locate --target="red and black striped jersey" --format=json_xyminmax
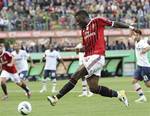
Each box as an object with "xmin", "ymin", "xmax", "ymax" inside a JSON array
[{"xmin": 81, "ymin": 17, "xmax": 112, "ymax": 57}]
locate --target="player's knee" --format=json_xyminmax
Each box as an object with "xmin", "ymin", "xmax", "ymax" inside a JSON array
[
  {"xmin": 0, "ymin": 79, "xmax": 6, "ymax": 85},
  {"xmin": 132, "ymin": 79, "xmax": 138, "ymax": 84},
  {"xmin": 145, "ymin": 83, "xmax": 150, "ymax": 88},
  {"xmin": 71, "ymin": 73, "xmax": 81, "ymax": 81}
]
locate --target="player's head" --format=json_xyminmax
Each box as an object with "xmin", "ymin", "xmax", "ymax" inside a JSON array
[
  {"xmin": 132, "ymin": 30, "xmax": 142, "ymax": 41},
  {"xmin": 75, "ymin": 10, "xmax": 90, "ymax": 29},
  {"xmin": 13, "ymin": 43, "xmax": 21, "ymax": 51}
]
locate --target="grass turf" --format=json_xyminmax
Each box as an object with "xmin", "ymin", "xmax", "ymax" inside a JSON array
[{"xmin": 0, "ymin": 77, "xmax": 150, "ymax": 116}]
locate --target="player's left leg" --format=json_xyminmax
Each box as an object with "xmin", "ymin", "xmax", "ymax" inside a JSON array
[
  {"xmin": 47, "ymin": 65, "xmax": 88, "ymax": 106},
  {"xmin": 50, "ymin": 70, "xmax": 57, "ymax": 93},
  {"xmin": 0, "ymin": 77, "xmax": 8, "ymax": 100},
  {"xmin": 78, "ymin": 76, "xmax": 88, "ymax": 97},
  {"xmin": 12, "ymin": 73, "xmax": 31, "ymax": 99},
  {"xmin": 40, "ymin": 70, "xmax": 50, "ymax": 93},
  {"xmin": 87, "ymin": 75, "xmax": 128, "ymax": 106}
]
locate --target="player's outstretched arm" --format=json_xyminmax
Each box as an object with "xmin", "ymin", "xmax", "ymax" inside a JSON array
[{"xmin": 113, "ymin": 21, "xmax": 135, "ymax": 29}]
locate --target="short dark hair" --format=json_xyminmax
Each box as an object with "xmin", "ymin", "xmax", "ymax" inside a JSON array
[
  {"xmin": 75, "ymin": 10, "xmax": 89, "ymax": 18},
  {"xmin": 134, "ymin": 29, "xmax": 142, "ymax": 35}
]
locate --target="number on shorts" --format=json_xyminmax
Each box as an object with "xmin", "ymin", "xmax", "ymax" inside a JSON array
[{"xmin": 143, "ymin": 75, "xmax": 148, "ymax": 81}]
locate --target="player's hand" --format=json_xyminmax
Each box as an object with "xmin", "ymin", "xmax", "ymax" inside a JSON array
[
  {"xmin": 30, "ymin": 63, "xmax": 35, "ymax": 67},
  {"xmin": 7, "ymin": 63, "xmax": 13, "ymax": 66},
  {"xmin": 75, "ymin": 48, "xmax": 80, "ymax": 54}
]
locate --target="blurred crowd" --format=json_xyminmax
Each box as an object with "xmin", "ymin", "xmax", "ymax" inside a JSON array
[
  {"xmin": 0, "ymin": 0, "xmax": 149, "ymax": 31},
  {"xmin": 4, "ymin": 39, "xmax": 134, "ymax": 53}
]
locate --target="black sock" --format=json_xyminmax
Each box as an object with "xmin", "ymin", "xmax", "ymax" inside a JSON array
[
  {"xmin": 1, "ymin": 83, "xmax": 8, "ymax": 95},
  {"xmin": 21, "ymin": 83, "xmax": 29, "ymax": 93},
  {"xmin": 90, "ymin": 86, "xmax": 118, "ymax": 97},
  {"xmin": 99, "ymin": 86, "xmax": 118, "ymax": 97},
  {"xmin": 56, "ymin": 78, "xmax": 77, "ymax": 99}
]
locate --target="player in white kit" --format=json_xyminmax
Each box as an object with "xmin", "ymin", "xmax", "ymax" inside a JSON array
[
  {"xmin": 11, "ymin": 43, "xmax": 34, "ymax": 81},
  {"xmin": 40, "ymin": 44, "xmax": 67, "ymax": 93},
  {"xmin": 131, "ymin": 30, "xmax": 150, "ymax": 103}
]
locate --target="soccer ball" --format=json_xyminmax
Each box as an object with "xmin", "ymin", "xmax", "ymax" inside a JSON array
[{"xmin": 17, "ymin": 101, "xmax": 32, "ymax": 115}]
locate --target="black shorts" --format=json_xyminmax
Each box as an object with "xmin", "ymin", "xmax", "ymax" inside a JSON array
[{"xmin": 44, "ymin": 70, "xmax": 56, "ymax": 79}]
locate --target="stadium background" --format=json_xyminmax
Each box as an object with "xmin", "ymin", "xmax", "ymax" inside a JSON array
[
  {"xmin": 0, "ymin": 0, "xmax": 150, "ymax": 80},
  {"xmin": 0, "ymin": 0, "xmax": 150, "ymax": 116}
]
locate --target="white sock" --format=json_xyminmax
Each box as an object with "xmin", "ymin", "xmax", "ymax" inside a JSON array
[
  {"xmin": 52, "ymin": 79, "xmax": 57, "ymax": 92},
  {"xmin": 133, "ymin": 83, "xmax": 144, "ymax": 97},
  {"xmin": 82, "ymin": 80, "xmax": 87, "ymax": 95},
  {"xmin": 41, "ymin": 79, "xmax": 47, "ymax": 90}
]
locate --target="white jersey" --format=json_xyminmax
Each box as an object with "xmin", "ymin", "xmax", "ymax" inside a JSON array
[
  {"xmin": 11, "ymin": 50, "xmax": 29, "ymax": 73},
  {"xmin": 44, "ymin": 49, "xmax": 61, "ymax": 70},
  {"xmin": 78, "ymin": 52, "xmax": 84, "ymax": 66},
  {"xmin": 135, "ymin": 37, "xmax": 150, "ymax": 67}
]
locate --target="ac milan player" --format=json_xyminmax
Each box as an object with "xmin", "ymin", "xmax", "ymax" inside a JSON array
[
  {"xmin": 47, "ymin": 10, "xmax": 138, "ymax": 106},
  {"xmin": 0, "ymin": 44, "xmax": 31, "ymax": 100}
]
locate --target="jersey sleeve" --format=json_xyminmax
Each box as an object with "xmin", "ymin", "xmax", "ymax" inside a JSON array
[
  {"xmin": 57, "ymin": 51, "xmax": 61, "ymax": 59},
  {"xmin": 24, "ymin": 51, "xmax": 30, "ymax": 59},
  {"xmin": 97, "ymin": 17, "xmax": 113, "ymax": 27},
  {"xmin": 143, "ymin": 38, "xmax": 149, "ymax": 48}
]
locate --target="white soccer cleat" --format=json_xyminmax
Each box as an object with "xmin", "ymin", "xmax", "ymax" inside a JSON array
[
  {"xmin": 1, "ymin": 95, "xmax": 8, "ymax": 100},
  {"xmin": 51, "ymin": 89, "xmax": 57, "ymax": 93},
  {"xmin": 40, "ymin": 88, "xmax": 47, "ymax": 93},
  {"xmin": 25, "ymin": 91, "xmax": 32, "ymax": 99},
  {"xmin": 87, "ymin": 91, "xmax": 93, "ymax": 97},
  {"xmin": 117, "ymin": 90, "xmax": 129, "ymax": 107},
  {"xmin": 78, "ymin": 93, "xmax": 88, "ymax": 97},
  {"xmin": 47, "ymin": 96, "xmax": 58, "ymax": 106},
  {"xmin": 135, "ymin": 96, "xmax": 147, "ymax": 103}
]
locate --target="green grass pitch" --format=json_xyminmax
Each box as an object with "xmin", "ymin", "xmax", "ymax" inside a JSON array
[{"xmin": 0, "ymin": 77, "xmax": 150, "ymax": 116}]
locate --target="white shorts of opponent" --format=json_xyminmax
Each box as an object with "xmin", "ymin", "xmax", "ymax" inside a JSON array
[
  {"xmin": 83, "ymin": 55, "xmax": 105, "ymax": 78},
  {"xmin": 0, "ymin": 70, "xmax": 21, "ymax": 83}
]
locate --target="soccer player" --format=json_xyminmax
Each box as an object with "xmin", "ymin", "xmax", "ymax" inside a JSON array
[
  {"xmin": 47, "ymin": 10, "xmax": 137, "ymax": 106},
  {"xmin": 130, "ymin": 30, "xmax": 150, "ymax": 103},
  {"xmin": 40, "ymin": 44, "xmax": 67, "ymax": 93},
  {"xmin": 0, "ymin": 44, "xmax": 31, "ymax": 100},
  {"xmin": 11, "ymin": 43, "xmax": 34, "ymax": 81}
]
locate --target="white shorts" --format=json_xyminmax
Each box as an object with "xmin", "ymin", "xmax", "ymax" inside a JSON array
[
  {"xmin": 0, "ymin": 70, "xmax": 21, "ymax": 83},
  {"xmin": 83, "ymin": 55, "xmax": 105, "ymax": 78}
]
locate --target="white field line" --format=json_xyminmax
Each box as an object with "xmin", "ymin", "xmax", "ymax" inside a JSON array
[{"xmin": 6, "ymin": 90, "xmax": 150, "ymax": 93}]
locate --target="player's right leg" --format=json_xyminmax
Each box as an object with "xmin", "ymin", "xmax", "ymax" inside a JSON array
[
  {"xmin": 132, "ymin": 79, "xmax": 147, "ymax": 103},
  {"xmin": 47, "ymin": 65, "xmax": 88, "ymax": 106},
  {"xmin": 40, "ymin": 70, "xmax": 49, "ymax": 93},
  {"xmin": 133, "ymin": 67, "xmax": 147, "ymax": 103},
  {"xmin": 0, "ymin": 70, "xmax": 9, "ymax": 100},
  {"xmin": 87, "ymin": 76, "xmax": 128, "ymax": 107},
  {"xmin": 11, "ymin": 73, "xmax": 31, "ymax": 99}
]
